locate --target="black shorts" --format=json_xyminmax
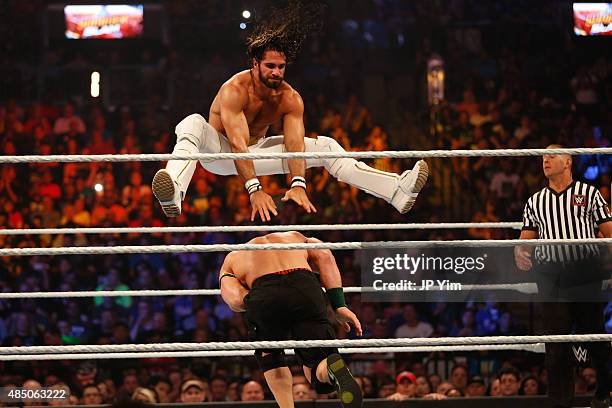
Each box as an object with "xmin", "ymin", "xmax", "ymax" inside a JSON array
[{"xmin": 244, "ymin": 269, "xmax": 338, "ymax": 369}]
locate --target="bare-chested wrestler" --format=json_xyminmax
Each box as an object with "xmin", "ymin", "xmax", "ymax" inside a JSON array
[
  {"xmin": 219, "ymin": 231, "xmax": 363, "ymax": 408},
  {"xmin": 152, "ymin": 4, "xmax": 428, "ymax": 222}
]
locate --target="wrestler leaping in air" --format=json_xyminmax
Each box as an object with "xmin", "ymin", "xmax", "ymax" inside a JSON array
[{"xmin": 152, "ymin": 2, "xmax": 428, "ymax": 222}]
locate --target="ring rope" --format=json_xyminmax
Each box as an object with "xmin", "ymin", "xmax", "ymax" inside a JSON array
[
  {"xmin": 1, "ymin": 335, "xmax": 610, "ymax": 355},
  {"xmin": 0, "ymin": 222, "xmax": 523, "ymax": 236},
  {"xmin": 1, "ymin": 238, "xmax": 609, "ymax": 256},
  {"xmin": 0, "ymin": 283, "xmax": 541, "ymax": 299},
  {"xmin": 0, "ymin": 344, "xmax": 546, "ymax": 361},
  {"xmin": 1, "ymin": 148, "xmax": 609, "ymax": 164}
]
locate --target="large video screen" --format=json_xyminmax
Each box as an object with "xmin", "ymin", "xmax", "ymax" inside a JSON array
[
  {"xmin": 573, "ymin": 3, "xmax": 612, "ymax": 36},
  {"xmin": 64, "ymin": 5, "xmax": 144, "ymax": 39}
]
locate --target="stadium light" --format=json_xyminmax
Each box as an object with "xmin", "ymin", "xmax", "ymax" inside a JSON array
[{"xmin": 90, "ymin": 71, "xmax": 100, "ymax": 98}]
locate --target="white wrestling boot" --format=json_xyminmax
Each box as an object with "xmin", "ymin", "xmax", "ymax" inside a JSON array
[
  {"xmin": 152, "ymin": 169, "xmax": 182, "ymax": 217},
  {"xmin": 390, "ymin": 160, "xmax": 429, "ymax": 214}
]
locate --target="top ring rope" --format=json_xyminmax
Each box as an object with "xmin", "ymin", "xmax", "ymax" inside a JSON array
[
  {"xmin": 0, "ymin": 222, "xmax": 523, "ymax": 236},
  {"xmin": 0, "ymin": 238, "xmax": 610, "ymax": 257},
  {"xmin": 1, "ymin": 147, "xmax": 610, "ymax": 163}
]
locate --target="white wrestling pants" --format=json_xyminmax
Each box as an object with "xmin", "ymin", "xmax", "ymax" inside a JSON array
[{"xmin": 165, "ymin": 113, "xmax": 406, "ymax": 203}]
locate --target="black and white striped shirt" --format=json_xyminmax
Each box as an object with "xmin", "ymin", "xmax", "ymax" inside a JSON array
[{"xmin": 522, "ymin": 180, "xmax": 611, "ymax": 262}]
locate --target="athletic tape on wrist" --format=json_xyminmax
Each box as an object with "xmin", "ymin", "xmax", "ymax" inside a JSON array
[
  {"xmin": 291, "ymin": 176, "xmax": 307, "ymax": 190},
  {"xmin": 245, "ymin": 178, "xmax": 262, "ymax": 195}
]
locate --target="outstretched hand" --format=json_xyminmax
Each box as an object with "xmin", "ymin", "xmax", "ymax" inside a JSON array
[
  {"xmin": 335, "ymin": 307, "xmax": 362, "ymax": 336},
  {"xmin": 281, "ymin": 187, "xmax": 317, "ymax": 214},
  {"xmin": 250, "ymin": 190, "xmax": 278, "ymax": 222}
]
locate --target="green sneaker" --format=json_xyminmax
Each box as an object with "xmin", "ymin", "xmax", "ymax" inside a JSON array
[{"xmin": 327, "ymin": 354, "xmax": 363, "ymax": 408}]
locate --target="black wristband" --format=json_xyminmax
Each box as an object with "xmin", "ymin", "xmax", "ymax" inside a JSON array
[{"xmin": 326, "ymin": 287, "xmax": 346, "ymax": 310}]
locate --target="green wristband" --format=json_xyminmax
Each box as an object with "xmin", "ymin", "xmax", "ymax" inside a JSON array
[{"xmin": 326, "ymin": 287, "xmax": 346, "ymax": 310}]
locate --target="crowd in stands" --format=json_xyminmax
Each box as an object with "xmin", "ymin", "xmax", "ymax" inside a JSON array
[
  {"xmin": 0, "ymin": 0, "xmax": 611, "ymax": 405},
  {"xmin": 0, "ymin": 359, "xmax": 603, "ymax": 404}
]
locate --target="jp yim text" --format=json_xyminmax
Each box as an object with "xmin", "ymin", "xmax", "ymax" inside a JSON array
[{"xmin": 373, "ymin": 279, "xmax": 463, "ymax": 291}]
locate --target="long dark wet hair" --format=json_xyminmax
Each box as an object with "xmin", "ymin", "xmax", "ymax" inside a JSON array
[{"xmin": 246, "ymin": 0, "xmax": 326, "ymax": 64}]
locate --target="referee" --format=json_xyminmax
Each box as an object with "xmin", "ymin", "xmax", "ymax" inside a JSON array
[{"xmin": 515, "ymin": 144, "xmax": 612, "ymax": 408}]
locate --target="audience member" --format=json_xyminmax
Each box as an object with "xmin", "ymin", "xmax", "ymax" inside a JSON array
[
  {"xmin": 387, "ymin": 371, "xmax": 417, "ymax": 401},
  {"xmin": 394, "ymin": 305, "xmax": 434, "ymax": 338},
  {"xmin": 498, "ymin": 367, "xmax": 521, "ymax": 397},
  {"xmin": 240, "ymin": 380, "xmax": 265, "ymax": 401}
]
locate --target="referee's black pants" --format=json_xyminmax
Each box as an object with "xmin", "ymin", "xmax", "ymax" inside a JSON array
[
  {"xmin": 541, "ymin": 302, "xmax": 610, "ymax": 407},
  {"xmin": 536, "ymin": 259, "xmax": 610, "ymax": 407}
]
